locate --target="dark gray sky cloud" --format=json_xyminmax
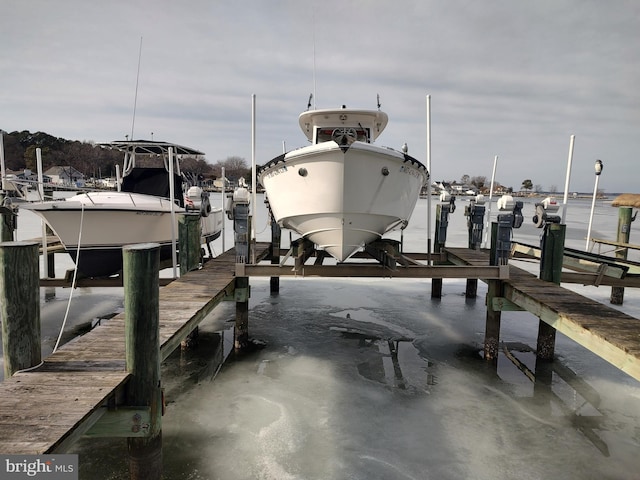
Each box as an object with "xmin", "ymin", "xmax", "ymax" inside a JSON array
[{"xmin": 2, "ymin": 0, "xmax": 639, "ymax": 193}]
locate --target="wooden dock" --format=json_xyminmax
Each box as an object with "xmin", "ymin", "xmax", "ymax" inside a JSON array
[
  {"xmin": 0, "ymin": 243, "xmax": 270, "ymax": 454},
  {"xmin": 445, "ymin": 247, "xmax": 640, "ymax": 382}
]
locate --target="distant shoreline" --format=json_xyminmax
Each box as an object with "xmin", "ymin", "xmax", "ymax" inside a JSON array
[{"xmin": 423, "ymin": 191, "xmax": 614, "ymax": 200}]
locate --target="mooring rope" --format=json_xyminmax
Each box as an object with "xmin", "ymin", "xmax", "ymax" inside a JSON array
[{"xmin": 52, "ymin": 202, "xmax": 85, "ymax": 353}]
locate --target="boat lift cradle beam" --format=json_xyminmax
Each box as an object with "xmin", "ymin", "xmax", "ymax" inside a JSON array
[
  {"xmin": 259, "ymin": 233, "xmax": 504, "ymax": 278},
  {"xmin": 243, "ymin": 262, "xmax": 508, "ymax": 279}
]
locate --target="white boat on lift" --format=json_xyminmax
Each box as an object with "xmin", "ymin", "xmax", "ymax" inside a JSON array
[
  {"xmin": 258, "ymin": 105, "xmax": 428, "ymax": 261},
  {"xmin": 20, "ymin": 140, "xmax": 223, "ymax": 277}
]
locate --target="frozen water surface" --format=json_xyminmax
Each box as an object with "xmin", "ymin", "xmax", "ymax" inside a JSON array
[{"xmin": 71, "ymin": 274, "xmax": 640, "ymax": 479}]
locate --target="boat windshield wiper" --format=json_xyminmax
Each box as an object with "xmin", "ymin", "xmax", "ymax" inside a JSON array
[{"xmin": 358, "ymin": 123, "xmax": 368, "ymax": 142}]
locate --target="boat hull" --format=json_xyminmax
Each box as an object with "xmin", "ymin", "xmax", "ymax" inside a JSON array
[
  {"xmin": 21, "ymin": 191, "xmax": 223, "ymax": 277},
  {"xmin": 259, "ymin": 141, "xmax": 427, "ymax": 261}
]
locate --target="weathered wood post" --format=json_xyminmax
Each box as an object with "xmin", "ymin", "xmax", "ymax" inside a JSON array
[
  {"xmin": 610, "ymin": 207, "xmax": 632, "ymax": 305},
  {"xmin": 269, "ymin": 204, "xmax": 280, "ymax": 295},
  {"xmin": 0, "ymin": 194, "xmax": 17, "ymax": 242},
  {"xmin": 46, "ymin": 225, "xmax": 56, "ymax": 278},
  {"xmin": 431, "ymin": 195, "xmax": 455, "ymax": 298},
  {"xmin": 179, "ymin": 213, "xmax": 202, "ymax": 349},
  {"xmin": 123, "ymin": 243, "xmax": 162, "ymax": 480},
  {"xmin": 231, "ymin": 186, "xmax": 251, "ymax": 350},
  {"xmin": 484, "ymin": 223, "xmax": 502, "ymax": 362},
  {"xmin": 178, "ymin": 213, "xmax": 202, "ymax": 276},
  {"xmin": 484, "ymin": 199, "xmax": 523, "ymax": 363},
  {"xmin": 0, "ymin": 241, "xmax": 41, "ymax": 377},
  {"xmin": 536, "ymin": 222, "xmax": 566, "ymax": 360},
  {"xmin": 464, "ymin": 197, "xmax": 485, "ymax": 298},
  {"xmin": 533, "ymin": 222, "xmax": 565, "ymax": 401},
  {"xmin": 431, "ymin": 204, "xmax": 445, "ymax": 298}
]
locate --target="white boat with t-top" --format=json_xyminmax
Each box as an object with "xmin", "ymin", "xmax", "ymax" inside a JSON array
[
  {"xmin": 20, "ymin": 140, "xmax": 223, "ymax": 277},
  {"xmin": 258, "ymin": 104, "xmax": 428, "ymax": 261}
]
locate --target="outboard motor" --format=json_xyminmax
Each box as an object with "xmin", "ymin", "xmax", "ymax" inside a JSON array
[{"xmin": 185, "ymin": 185, "xmax": 213, "ymax": 217}]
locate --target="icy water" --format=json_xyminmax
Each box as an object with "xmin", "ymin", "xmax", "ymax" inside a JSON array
[{"xmin": 4, "ymin": 193, "xmax": 640, "ymax": 479}]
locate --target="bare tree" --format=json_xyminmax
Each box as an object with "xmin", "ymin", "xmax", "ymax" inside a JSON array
[
  {"xmin": 212, "ymin": 156, "xmax": 249, "ymax": 182},
  {"xmin": 470, "ymin": 176, "xmax": 487, "ymax": 190}
]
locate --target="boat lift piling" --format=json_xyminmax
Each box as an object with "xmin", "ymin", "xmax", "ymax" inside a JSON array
[
  {"xmin": 536, "ymin": 221, "xmax": 566, "ymax": 361},
  {"xmin": 0, "ymin": 193, "xmax": 18, "ymax": 242},
  {"xmin": 268, "ymin": 200, "xmax": 281, "ymax": 295},
  {"xmin": 464, "ymin": 195, "xmax": 486, "ymax": 298},
  {"xmin": 610, "ymin": 207, "xmax": 634, "ymax": 305},
  {"xmin": 229, "ymin": 184, "xmax": 252, "ymax": 350},
  {"xmin": 431, "ymin": 193, "xmax": 456, "ymax": 298},
  {"xmin": 483, "ymin": 198, "xmax": 524, "ymax": 362}
]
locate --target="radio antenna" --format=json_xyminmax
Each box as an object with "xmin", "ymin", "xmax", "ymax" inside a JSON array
[
  {"xmin": 312, "ymin": 2, "xmax": 317, "ymax": 108},
  {"xmin": 130, "ymin": 36, "xmax": 143, "ymax": 141}
]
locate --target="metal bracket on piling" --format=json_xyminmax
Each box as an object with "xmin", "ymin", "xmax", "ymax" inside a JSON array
[
  {"xmin": 364, "ymin": 239, "xmax": 407, "ymax": 270},
  {"xmin": 85, "ymin": 406, "xmax": 153, "ymax": 438},
  {"xmin": 292, "ymin": 238, "xmax": 316, "ymax": 272}
]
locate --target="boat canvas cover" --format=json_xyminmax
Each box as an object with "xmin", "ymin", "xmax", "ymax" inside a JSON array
[{"xmin": 121, "ymin": 167, "xmax": 184, "ymax": 207}]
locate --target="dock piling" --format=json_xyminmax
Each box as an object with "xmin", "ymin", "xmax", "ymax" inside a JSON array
[
  {"xmin": 431, "ymin": 195, "xmax": 455, "ymax": 298},
  {"xmin": 178, "ymin": 213, "xmax": 202, "ymax": 275},
  {"xmin": 483, "ymin": 203, "xmax": 522, "ymax": 363},
  {"xmin": 464, "ymin": 196, "xmax": 485, "ymax": 297},
  {"xmin": 179, "ymin": 213, "xmax": 202, "ymax": 349},
  {"xmin": 123, "ymin": 243, "xmax": 162, "ymax": 480},
  {"xmin": 0, "ymin": 241, "xmax": 41, "ymax": 377},
  {"xmin": 536, "ymin": 222, "xmax": 566, "ymax": 361},
  {"xmin": 484, "ymin": 223, "xmax": 502, "ymax": 362},
  {"xmin": 269, "ymin": 204, "xmax": 281, "ymax": 295},
  {"xmin": 610, "ymin": 207, "xmax": 633, "ymax": 305},
  {"xmin": 231, "ymin": 189, "xmax": 251, "ymax": 350},
  {"xmin": 0, "ymin": 194, "xmax": 17, "ymax": 242}
]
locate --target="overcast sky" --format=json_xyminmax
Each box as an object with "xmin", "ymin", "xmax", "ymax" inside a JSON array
[{"xmin": 2, "ymin": 0, "xmax": 639, "ymax": 193}]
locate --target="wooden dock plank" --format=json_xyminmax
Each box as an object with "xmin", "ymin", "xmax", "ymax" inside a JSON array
[
  {"xmin": 0, "ymin": 244, "xmax": 270, "ymax": 454},
  {"xmin": 446, "ymin": 247, "xmax": 640, "ymax": 382},
  {"xmin": 0, "ymin": 371, "xmax": 131, "ymax": 454}
]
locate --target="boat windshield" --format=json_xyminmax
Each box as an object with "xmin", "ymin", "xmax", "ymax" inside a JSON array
[{"xmin": 315, "ymin": 127, "xmax": 370, "ymax": 144}]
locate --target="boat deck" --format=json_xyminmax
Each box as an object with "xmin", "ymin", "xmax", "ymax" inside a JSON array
[{"xmin": 0, "ymin": 243, "xmax": 270, "ymax": 454}]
